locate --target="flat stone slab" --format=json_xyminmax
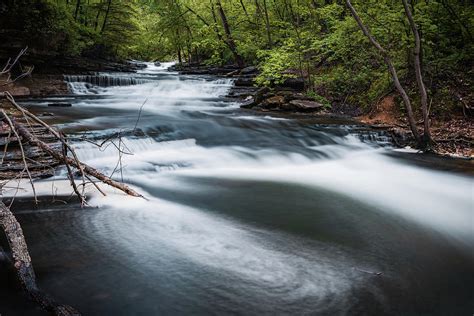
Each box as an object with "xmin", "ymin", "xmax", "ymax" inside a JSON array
[{"xmin": 287, "ymin": 99, "xmax": 324, "ymax": 112}]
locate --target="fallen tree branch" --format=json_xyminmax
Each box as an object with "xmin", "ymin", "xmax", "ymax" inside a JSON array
[
  {"xmin": 0, "ymin": 47, "xmax": 28, "ymax": 75},
  {"xmin": 4, "ymin": 92, "xmax": 142, "ymax": 197},
  {"xmin": 1, "ymin": 110, "xmax": 38, "ymax": 204},
  {"xmin": 5, "ymin": 92, "xmax": 88, "ymax": 195},
  {"xmin": 62, "ymin": 143, "xmax": 87, "ymax": 206},
  {"xmin": 11, "ymin": 117, "xmax": 143, "ymax": 197},
  {"xmin": 0, "ymin": 200, "xmax": 81, "ymax": 315}
]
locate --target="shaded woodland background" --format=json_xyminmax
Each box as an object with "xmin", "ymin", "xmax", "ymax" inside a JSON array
[{"xmin": 0, "ymin": 0, "xmax": 472, "ymax": 119}]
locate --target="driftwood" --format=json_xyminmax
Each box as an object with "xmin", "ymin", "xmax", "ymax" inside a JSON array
[
  {"xmin": 0, "ymin": 48, "xmax": 144, "ymax": 315},
  {"xmin": 0, "ymin": 200, "xmax": 80, "ymax": 315},
  {"xmin": 4, "ymin": 92, "xmax": 142, "ymax": 198},
  {"xmin": 0, "ymin": 47, "xmax": 34, "ymax": 87},
  {"xmin": 12, "ymin": 120, "xmax": 142, "ymax": 197},
  {"xmin": 7, "ymin": 91, "xmax": 90, "ymax": 201},
  {"xmin": 1, "ymin": 109, "xmax": 38, "ymax": 203}
]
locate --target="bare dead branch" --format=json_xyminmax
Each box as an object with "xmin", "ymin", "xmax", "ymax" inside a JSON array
[
  {"xmin": 0, "ymin": 200, "xmax": 81, "ymax": 315},
  {"xmin": 0, "ymin": 47, "xmax": 28, "ymax": 76},
  {"xmin": 11, "ymin": 116, "xmax": 143, "ymax": 197},
  {"xmin": 62, "ymin": 143, "xmax": 87, "ymax": 206},
  {"xmin": 1, "ymin": 110, "xmax": 38, "ymax": 204}
]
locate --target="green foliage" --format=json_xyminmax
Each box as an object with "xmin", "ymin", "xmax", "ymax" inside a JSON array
[
  {"xmin": 255, "ymin": 42, "xmax": 298, "ymax": 86},
  {"xmin": 1, "ymin": 0, "xmax": 143, "ymax": 59},
  {"xmin": 2, "ymin": 0, "xmax": 472, "ymax": 114},
  {"xmin": 128, "ymin": 0, "xmax": 474, "ymax": 113},
  {"xmin": 306, "ymin": 91, "xmax": 331, "ymax": 108}
]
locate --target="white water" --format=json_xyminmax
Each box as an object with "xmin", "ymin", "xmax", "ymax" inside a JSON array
[
  {"xmin": 4, "ymin": 62, "xmax": 473, "ymax": 314},
  {"xmin": 12, "ymin": 62, "xmax": 474, "ymax": 248},
  {"xmin": 66, "ymin": 134, "xmax": 473, "ymax": 245},
  {"xmin": 65, "ymin": 62, "xmax": 235, "ymax": 114}
]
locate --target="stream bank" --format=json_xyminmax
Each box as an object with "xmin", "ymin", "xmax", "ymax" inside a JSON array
[
  {"xmin": 0, "ymin": 54, "xmax": 145, "ymax": 98},
  {"xmin": 1, "ymin": 61, "xmax": 473, "ymax": 315},
  {"xmin": 178, "ymin": 63, "xmax": 472, "ymax": 158}
]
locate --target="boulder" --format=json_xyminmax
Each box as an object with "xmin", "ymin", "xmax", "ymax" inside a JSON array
[
  {"xmin": 272, "ymin": 91, "xmax": 312, "ymax": 102},
  {"xmin": 262, "ymin": 95, "xmax": 285, "ymax": 109},
  {"xmin": 240, "ymin": 96, "xmax": 256, "ymax": 109},
  {"xmin": 154, "ymin": 61, "xmax": 161, "ymax": 66},
  {"xmin": 284, "ymin": 99, "xmax": 324, "ymax": 112},
  {"xmin": 239, "ymin": 87, "xmax": 270, "ymax": 109},
  {"xmin": 234, "ymin": 77, "xmax": 255, "ymax": 87},
  {"xmin": 254, "ymin": 87, "xmax": 270, "ymax": 101},
  {"xmin": 278, "ymin": 78, "xmax": 305, "ymax": 90}
]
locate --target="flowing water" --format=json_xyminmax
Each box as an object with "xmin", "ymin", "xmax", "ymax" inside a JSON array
[{"xmin": 1, "ymin": 63, "xmax": 473, "ymax": 315}]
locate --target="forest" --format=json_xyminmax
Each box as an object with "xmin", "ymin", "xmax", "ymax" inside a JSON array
[
  {"xmin": 1, "ymin": 1, "xmax": 473, "ymax": 125},
  {"xmin": 0, "ymin": 1, "xmax": 473, "ymax": 315}
]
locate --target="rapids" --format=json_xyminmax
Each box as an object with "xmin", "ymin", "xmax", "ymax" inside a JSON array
[{"xmin": 1, "ymin": 62, "xmax": 472, "ymax": 315}]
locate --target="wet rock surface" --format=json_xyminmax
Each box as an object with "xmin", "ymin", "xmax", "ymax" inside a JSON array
[
  {"xmin": 0, "ymin": 74, "xmax": 69, "ymax": 97},
  {"xmin": 169, "ymin": 63, "xmax": 241, "ymax": 75},
  {"xmin": 286, "ymin": 100, "xmax": 324, "ymax": 111}
]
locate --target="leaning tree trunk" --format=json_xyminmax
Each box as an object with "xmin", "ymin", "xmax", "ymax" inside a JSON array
[
  {"xmin": 402, "ymin": 0, "xmax": 432, "ymax": 148},
  {"xmin": 262, "ymin": 0, "xmax": 273, "ymax": 47},
  {"xmin": 0, "ymin": 200, "xmax": 81, "ymax": 315},
  {"xmin": 101, "ymin": 0, "xmax": 112, "ymax": 33},
  {"xmin": 215, "ymin": 0, "xmax": 245, "ymax": 68},
  {"xmin": 74, "ymin": 0, "xmax": 81, "ymax": 20},
  {"xmin": 345, "ymin": 0, "xmax": 422, "ymax": 145}
]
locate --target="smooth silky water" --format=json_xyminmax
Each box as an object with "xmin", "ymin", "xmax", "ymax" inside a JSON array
[{"xmin": 1, "ymin": 63, "xmax": 473, "ymax": 315}]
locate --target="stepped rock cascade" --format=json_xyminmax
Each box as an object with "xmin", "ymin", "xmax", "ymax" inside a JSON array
[{"xmin": 2, "ymin": 62, "xmax": 472, "ymax": 316}]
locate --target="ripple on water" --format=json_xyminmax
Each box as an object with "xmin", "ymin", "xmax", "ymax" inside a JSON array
[{"xmin": 84, "ymin": 194, "xmax": 365, "ymax": 313}]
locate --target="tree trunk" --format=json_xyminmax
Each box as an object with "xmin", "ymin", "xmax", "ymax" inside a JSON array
[
  {"xmin": 94, "ymin": 0, "xmax": 102, "ymax": 31},
  {"xmin": 262, "ymin": 0, "xmax": 273, "ymax": 47},
  {"xmin": 74, "ymin": 0, "xmax": 81, "ymax": 20},
  {"xmin": 345, "ymin": 0, "xmax": 421, "ymax": 144},
  {"xmin": 215, "ymin": 0, "xmax": 245, "ymax": 68},
  {"xmin": 101, "ymin": 0, "xmax": 112, "ymax": 33},
  {"xmin": 402, "ymin": 0, "xmax": 432, "ymax": 147},
  {"xmin": 0, "ymin": 200, "xmax": 80, "ymax": 315}
]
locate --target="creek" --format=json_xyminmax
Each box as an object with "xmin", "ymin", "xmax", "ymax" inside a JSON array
[{"xmin": 1, "ymin": 62, "xmax": 472, "ymax": 315}]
